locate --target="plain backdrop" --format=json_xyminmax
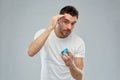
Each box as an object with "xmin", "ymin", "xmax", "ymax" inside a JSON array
[{"xmin": 0, "ymin": 0, "xmax": 120, "ymax": 80}]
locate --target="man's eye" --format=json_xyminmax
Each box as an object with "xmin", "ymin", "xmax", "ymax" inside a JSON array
[{"xmin": 71, "ymin": 23, "xmax": 75, "ymax": 25}]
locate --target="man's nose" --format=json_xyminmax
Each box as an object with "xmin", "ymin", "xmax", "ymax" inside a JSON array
[{"xmin": 67, "ymin": 23, "xmax": 72, "ymax": 30}]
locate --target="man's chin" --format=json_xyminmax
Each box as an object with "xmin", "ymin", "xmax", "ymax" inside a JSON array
[
  {"xmin": 63, "ymin": 33, "xmax": 70, "ymax": 37},
  {"xmin": 60, "ymin": 30, "xmax": 71, "ymax": 38}
]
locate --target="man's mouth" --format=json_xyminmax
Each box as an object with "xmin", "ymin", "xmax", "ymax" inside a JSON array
[{"xmin": 64, "ymin": 30, "xmax": 71, "ymax": 35}]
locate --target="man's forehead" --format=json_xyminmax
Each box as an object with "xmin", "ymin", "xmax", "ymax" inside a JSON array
[{"xmin": 63, "ymin": 13, "xmax": 77, "ymax": 22}]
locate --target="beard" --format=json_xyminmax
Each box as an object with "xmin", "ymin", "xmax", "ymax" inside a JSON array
[{"xmin": 59, "ymin": 27, "xmax": 71, "ymax": 38}]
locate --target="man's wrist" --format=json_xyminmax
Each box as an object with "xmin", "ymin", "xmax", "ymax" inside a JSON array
[{"xmin": 47, "ymin": 26, "xmax": 54, "ymax": 32}]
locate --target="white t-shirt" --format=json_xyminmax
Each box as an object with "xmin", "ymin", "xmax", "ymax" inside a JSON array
[{"xmin": 34, "ymin": 29, "xmax": 85, "ymax": 80}]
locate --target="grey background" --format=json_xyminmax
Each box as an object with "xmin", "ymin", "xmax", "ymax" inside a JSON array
[{"xmin": 0, "ymin": 0, "xmax": 120, "ymax": 80}]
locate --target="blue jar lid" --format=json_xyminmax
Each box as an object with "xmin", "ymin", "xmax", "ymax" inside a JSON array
[{"xmin": 61, "ymin": 48, "xmax": 68, "ymax": 55}]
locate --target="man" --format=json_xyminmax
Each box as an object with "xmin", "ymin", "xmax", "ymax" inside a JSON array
[{"xmin": 28, "ymin": 6, "xmax": 85, "ymax": 80}]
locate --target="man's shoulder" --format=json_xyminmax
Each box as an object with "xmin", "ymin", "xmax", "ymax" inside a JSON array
[
  {"xmin": 71, "ymin": 33, "xmax": 84, "ymax": 43},
  {"xmin": 34, "ymin": 29, "xmax": 46, "ymax": 40}
]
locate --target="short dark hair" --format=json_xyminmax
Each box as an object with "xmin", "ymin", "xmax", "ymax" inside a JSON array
[{"xmin": 59, "ymin": 6, "xmax": 79, "ymax": 19}]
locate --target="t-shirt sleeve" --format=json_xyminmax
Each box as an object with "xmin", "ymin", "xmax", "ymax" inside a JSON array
[
  {"xmin": 34, "ymin": 29, "xmax": 45, "ymax": 40},
  {"xmin": 74, "ymin": 40, "xmax": 85, "ymax": 58}
]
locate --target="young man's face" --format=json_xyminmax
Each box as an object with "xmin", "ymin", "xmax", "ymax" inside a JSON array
[{"xmin": 58, "ymin": 13, "xmax": 77, "ymax": 38}]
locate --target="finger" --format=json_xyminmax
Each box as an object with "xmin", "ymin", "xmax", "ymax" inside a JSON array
[
  {"xmin": 61, "ymin": 54, "xmax": 65, "ymax": 60},
  {"xmin": 57, "ymin": 14, "xmax": 65, "ymax": 20},
  {"xmin": 61, "ymin": 54, "xmax": 68, "ymax": 61},
  {"xmin": 64, "ymin": 54, "xmax": 69, "ymax": 59},
  {"xmin": 68, "ymin": 51, "xmax": 73, "ymax": 59},
  {"xmin": 63, "ymin": 55, "xmax": 68, "ymax": 60},
  {"xmin": 57, "ymin": 14, "xmax": 65, "ymax": 17},
  {"xmin": 68, "ymin": 51, "xmax": 72, "ymax": 56}
]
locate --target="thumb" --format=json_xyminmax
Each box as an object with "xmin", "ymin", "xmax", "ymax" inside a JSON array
[{"xmin": 68, "ymin": 51, "xmax": 74, "ymax": 59}]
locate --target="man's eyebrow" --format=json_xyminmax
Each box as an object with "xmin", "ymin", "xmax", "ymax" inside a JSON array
[
  {"xmin": 63, "ymin": 19, "xmax": 69, "ymax": 21},
  {"xmin": 63, "ymin": 18, "xmax": 77, "ymax": 23}
]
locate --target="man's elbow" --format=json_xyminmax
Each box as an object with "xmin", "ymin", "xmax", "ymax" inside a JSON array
[{"xmin": 27, "ymin": 49, "xmax": 35, "ymax": 57}]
